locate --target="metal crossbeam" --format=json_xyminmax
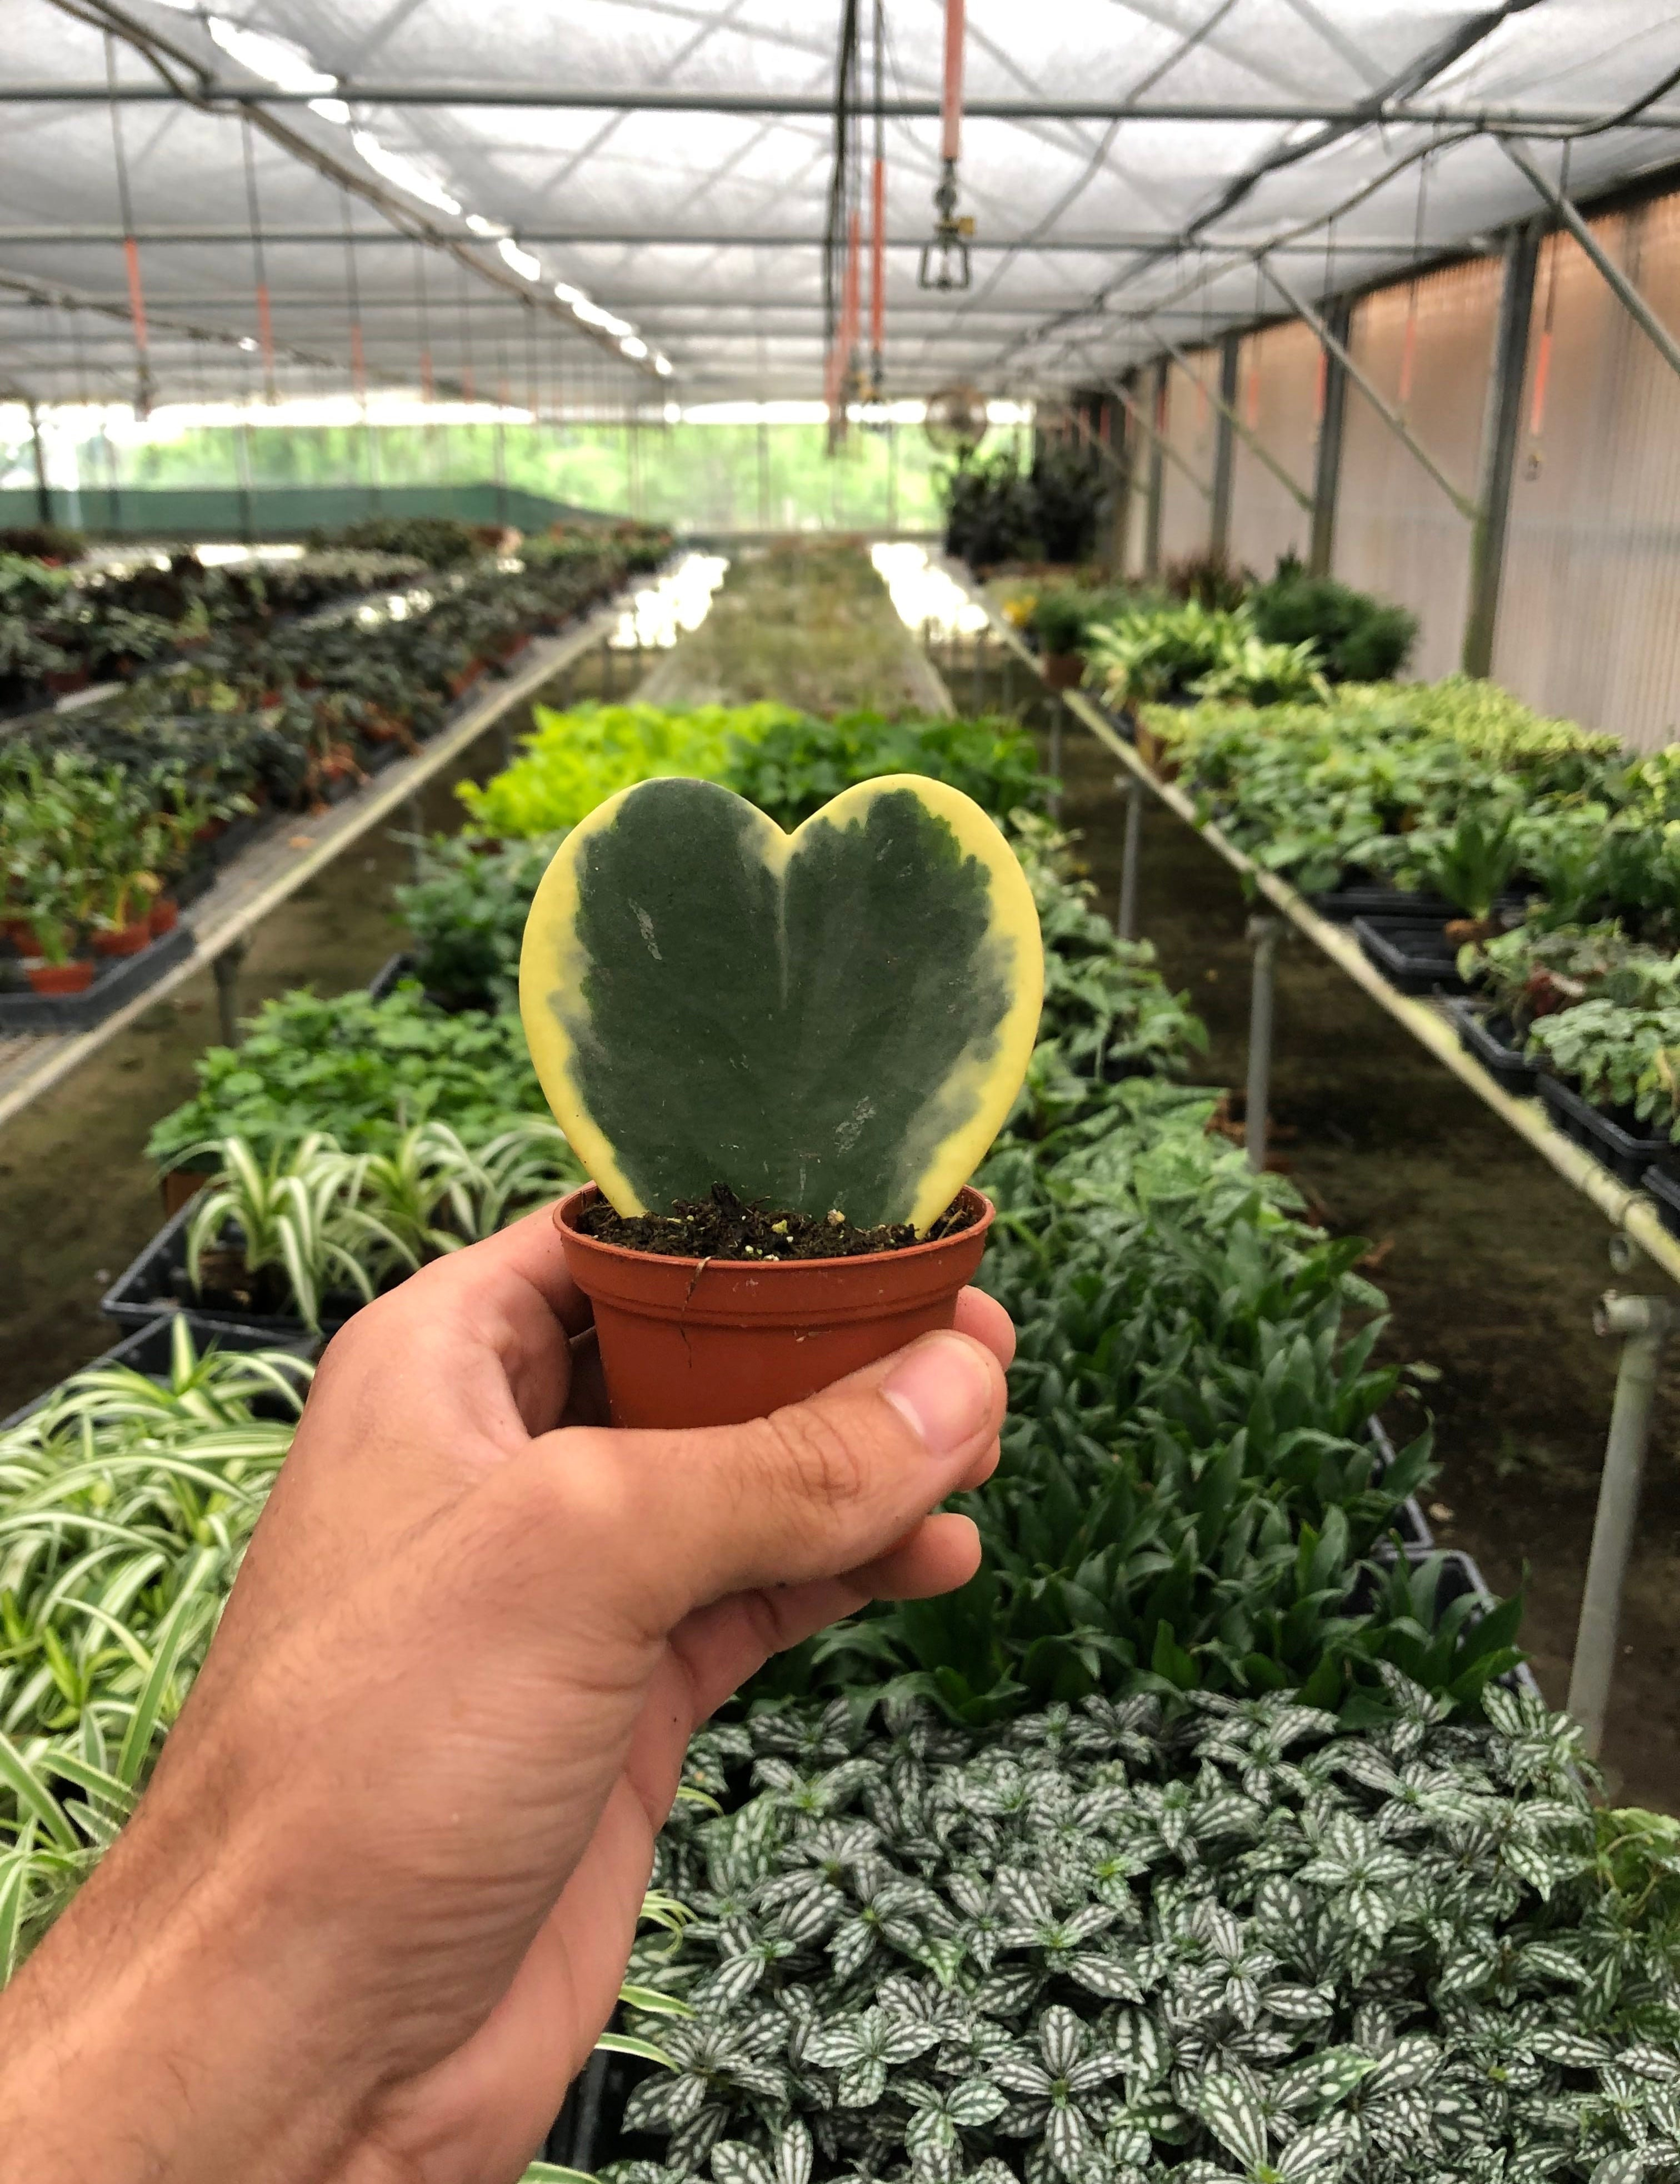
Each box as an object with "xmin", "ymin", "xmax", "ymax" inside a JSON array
[
  {"xmin": 0, "ymin": 226, "xmax": 1443, "ymax": 254},
  {"xmin": 1258, "ymin": 255, "xmax": 1479, "ymax": 521},
  {"xmin": 9, "ymin": 86, "xmax": 1680, "ymax": 126}
]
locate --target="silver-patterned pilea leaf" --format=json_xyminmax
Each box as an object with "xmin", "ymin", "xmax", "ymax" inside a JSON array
[{"xmin": 520, "ymin": 774, "xmax": 1043, "ymax": 1228}]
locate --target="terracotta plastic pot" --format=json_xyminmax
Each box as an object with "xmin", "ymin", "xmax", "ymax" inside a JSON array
[
  {"xmin": 25, "ymin": 958, "xmax": 94, "ymax": 996},
  {"xmin": 94, "ymin": 917, "xmax": 154, "ymax": 957},
  {"xmin": 149, "ymin": 894, "xmax": 180, "ymax": 937},
  {"xmin": 1041, "ymin": 651, "xmax": 1084, "ymax": 690},
  {"xmin": 554, "ymin": 1183, "xmax": 996, "ymax": 1430}
]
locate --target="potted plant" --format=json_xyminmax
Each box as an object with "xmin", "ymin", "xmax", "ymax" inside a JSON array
[
  {"xmin": 1029, "ymin": 588, "xmax": 1091, "ymax": 689},
  {"xmin": 18, "ymin": 862, "xmax": 93, "ymax": 994},
  {"xmin": 520, "ymin": 774, "xmax": 1044, "ymax": 1428}
]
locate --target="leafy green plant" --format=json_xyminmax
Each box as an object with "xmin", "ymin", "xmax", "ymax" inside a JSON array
[
  {"xmin": 184, "ymin": 1132, "xmax": 385, "ymax": 1330},
  {"xmin": 725, "ymin": 712, "xmax": 1048, "ymax": 830},
  {"xmin": 456, "ymin": 702, "xmax": 798, "ymax": 838},
  {"xmin": 1458, "ymin": 923, "xmax": 1680, "ymax": 1034},
  {"xmin": 395, "ymin": 833, "xmax": 563, "ymax": 1008},
  {"xmin": 1248, "ymin": 562, "xmax": 1418, "ymax": 683},
  {"xmin": 146, "ymin": 987, "xmax": 547, "ymax": 1172},
  {"xmin": 1397, "ymin": 803, "xmax": 1524, "ymax": 925},
  {"xmin": 608, "ymin": 1682, "xmax": 1680, "ymax": 2184},
  {"xmin": 1527, "ymin": 999, "xmax": 1680, "ymax": 1136},
  {"xmin": 941, "ymin": 443, "xmax": 1105, "ymax": 568}
]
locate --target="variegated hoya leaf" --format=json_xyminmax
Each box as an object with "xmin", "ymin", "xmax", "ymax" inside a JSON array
[{"xmin": 521, "ymin": 776, "xmax": 1043, "ymax": 1228}]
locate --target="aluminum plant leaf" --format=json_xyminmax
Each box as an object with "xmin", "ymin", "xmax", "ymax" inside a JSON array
[{"xmin": 519, "ymin": 775, "xmax": 1043, "ymax": 1229}]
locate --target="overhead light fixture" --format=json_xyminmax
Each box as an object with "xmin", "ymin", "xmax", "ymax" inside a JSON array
[
  {"xmin": 467, "ymin": 214, "xmax": 510, "ymax": 239},
  {"xmin": 352, "ymin": 131, "xmax": 461, "ymax": 216},
  {"xmin": 553, "ymin": 281, "xmax": 589, "ymax": 307},
  {"xmin": 207, "ymin": 17, "xmax": 337, "ymax": 96},
  {"xmin": 308, "ymin": 97, "xmax": 351, "ymax": 124},
  {"xmin": 497, "ymin": 237, "xmax": 542, "ymax": 282},
  {"xmin": 237, "ymin": 336, "xmax": 258, "ymax": 352},
  {"xmin": 653, "ymin": 354, "xmax": 674, "ymax": 377},
  {"xmin": 662, "ymin": 399, "xmax": 681, "ymax": 424},
  {"xmin": 619, "ymin": 334, "xmax": 648, "ymax": 359}
]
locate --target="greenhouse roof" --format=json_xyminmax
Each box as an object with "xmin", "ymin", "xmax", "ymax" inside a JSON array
[{"xmin": 4, "ymin": 0, "xmax": 1680, "ymax": 409}]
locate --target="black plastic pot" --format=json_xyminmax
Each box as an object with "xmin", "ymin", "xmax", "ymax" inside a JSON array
[
  {"xmin": 1353, "ymin": 915, "xmax": 1471, "ymax": 997},
  {"xmin": 1445, "ymin": 998, "xmax": 1540, "ymax": 1097},
  {"xmin": 1537, "ymin": 1074, "xmax": 1674, "ymax": 1189},
  {"xmin": 102, "ymin": 1198, "xmax": 361, "ymax": 1343},
  {"xmin": 0, "ymin": 922, "xmax": 194, "ymax": 1033},
  {"xmin": 1, "ymin": 1311, "xmax": 314, "ymax": 1431}
]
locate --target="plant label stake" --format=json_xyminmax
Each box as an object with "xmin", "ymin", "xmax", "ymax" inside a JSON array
[{"xmin": 521, "ymin": 774, "xmax": 1042, "ymax": 1427}]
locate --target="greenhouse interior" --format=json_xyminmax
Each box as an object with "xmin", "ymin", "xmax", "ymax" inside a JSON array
[{"xmin": 7, "ymin": 0, "xmax": 1680, "ymax": 2175}]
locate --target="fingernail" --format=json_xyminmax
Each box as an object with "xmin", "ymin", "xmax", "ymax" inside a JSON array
[{"xmin": 882, "ymin": 1334, "xmax": 993, "ymax": 1455}]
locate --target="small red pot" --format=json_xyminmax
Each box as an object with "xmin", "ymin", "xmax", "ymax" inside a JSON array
[
  {"xmin": 554, "ymin": 1183, "xmax": 995, "ymax": 1430},
  {"xmin": 93, "ymin": 917, "xmax": 154, "ymax": 957},
  {"xmin": 1041, "ymin": 652, "xmax": 1084, "ymax": 689},
  {"xmin": 149, "ymin": 894, "xmax": 179, "ymax": 937},
  {"xmin": 26, "ymin": 958, "xmax": 94, "ymax": 996}
]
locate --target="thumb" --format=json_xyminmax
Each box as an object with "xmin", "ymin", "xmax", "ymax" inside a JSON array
[{"xmin": 566, "ymin": 1330, "xmax": 1007, "ymax": 1629}]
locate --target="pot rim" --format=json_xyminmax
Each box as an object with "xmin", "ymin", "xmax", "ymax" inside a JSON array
[{"xmin": 556, "ymin": 1180, "xmax": 992, "ymax": 1272}]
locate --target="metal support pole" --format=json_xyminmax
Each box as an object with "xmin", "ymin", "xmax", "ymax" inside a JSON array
[
  {"xmin": 1209, "ymin": 334, "xmax": 1241, "ymax": 557},
  {"xmin": 1567, "ymin": 1292, "xmax": 1679, "ymax": 1757},
  {"xmin": 1260, "ymin": 256, "xmax": 1479, "ymax": 520},
  {"xmin": 1309, "ymin": 299, "xmax": 1351, "ymax": 576},
  {"xmin": 1463, "ymin": 218, "xmax": 1543, "ymax": 677},
  {"xmin": 211, "ymin": 938, "xmax": 250, "ymax": 1050},
  {"xmin": 1245, "ymin": 914, "xmax": 1283, "ymax": 1175},
  {"xmin": 27, "ymin": 402, "xmax": 52, "ymax": 526},
  {"xmin": 1503, "ymin": 138, "xmax": 1680, "ymax": 387},
  {"xmin": 1143, "ymin": 359, "xmax": 1167, "ymax": 579},
  {"xmin": 1116, "ymin": 776, "xmax": 1144, "ymax": 941}
]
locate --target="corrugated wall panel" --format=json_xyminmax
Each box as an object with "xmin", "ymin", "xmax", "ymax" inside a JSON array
[
  {"xmin": 1158, "ymin": 350, "xmax": 1218, "ymax": 568},
  {"xmin": 1494, "ymin": 198, "xmax": 1680, "ymax": 752},
  {"xmin": 1336, "ymin": 258, "xmax": 1497, "ymax": 683},
  {"xmin": 1226, "ymin": 321, "xmax": 1317, "ymax": 578}
]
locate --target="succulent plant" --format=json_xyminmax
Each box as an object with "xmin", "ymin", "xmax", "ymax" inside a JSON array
[{"xmin": 520, "ymin": 776, "xmax": 1044, "ymax": 1230}]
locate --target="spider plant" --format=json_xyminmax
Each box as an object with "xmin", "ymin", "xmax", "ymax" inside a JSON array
[{"xmin": 183, "ymin": 1132, "xmax": 381, "ymax": 1331}]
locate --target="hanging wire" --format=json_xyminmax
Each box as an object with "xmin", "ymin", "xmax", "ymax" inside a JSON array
[
  {"xmin": 1397, "ymin": 134, "xmax": 1437, "ymax": 417},
  {"xmin": 104, "ymin": 29, "xmax": 151, "ymax": 419},
  {"xmin": 1527, "ymin": 139, "xmax": 1571, "ymax": 478},
  {"xmin": 241, "ymin": 114, "xmax": 277, "ymax": 403}
]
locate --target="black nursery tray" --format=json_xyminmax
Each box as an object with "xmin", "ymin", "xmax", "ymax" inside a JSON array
[
  {"xmin": 1445, "ymin": 998, "xmax": 1540, "ymax": 1097},
  {"xmin": 1537, "ymin": 1074, "xmax": 1674, "ymax": 1190},
  {"xmin": 1368, "ymin": 1415, "xmax": 1434, "ymax": 1553},
  {"xmin": 1310, "ymin": 882, "xmax": 1457, "ymax": 926},
  {"xmin": 1353, "ymin": 915, "xmax": 1470, "ymax": 997},
  {"xmin": 0, "ymin": 922, "xmax": 194, "ymax": 1033},
  {"xmin": 102, "ymin": 1198, "xmax": 360, "ymax": 1342},
  {"xmin": 0, "ymin": 1311, "xmax": 314, "ymax": 1431}
]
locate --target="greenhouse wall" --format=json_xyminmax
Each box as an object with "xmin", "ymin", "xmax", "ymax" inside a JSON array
[
  {"xmin": 1494, "ymin": 194, "xmax": 1680, "ymax": 753},
  {"xmin": 1226, "ymin": 321, "xmax": 1317, "ymax": 578},
  {"xmin": 1336, "ymin": 258, "xmax": 1498, "ymax": 686},
  {"xmin": 1158, "ymin": 354, "xmax": 1217, "ymax": 568}
]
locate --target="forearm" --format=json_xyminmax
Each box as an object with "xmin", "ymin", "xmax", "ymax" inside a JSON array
[{"xmin": 0, "ymin": 1806, "xmax": 372, "ymax": 2184}]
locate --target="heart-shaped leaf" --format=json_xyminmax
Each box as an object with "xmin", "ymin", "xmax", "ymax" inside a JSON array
[{"xmin": 519, "ymin": 773, "xmax": 1042, "ymax": 1228}]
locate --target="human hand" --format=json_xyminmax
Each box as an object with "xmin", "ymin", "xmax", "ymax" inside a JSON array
[{"xmin": 0, "ymin": 1205, "xmax": 1012, "ymax": 2184}]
